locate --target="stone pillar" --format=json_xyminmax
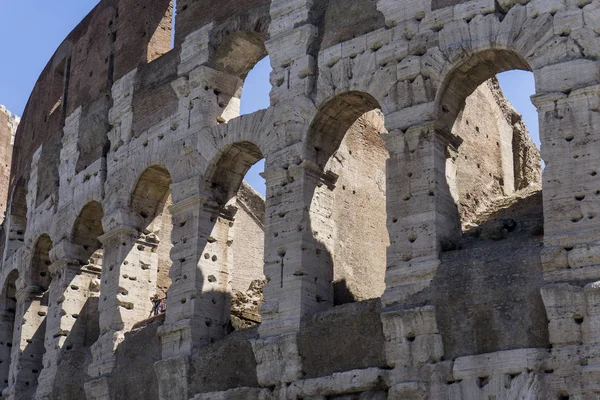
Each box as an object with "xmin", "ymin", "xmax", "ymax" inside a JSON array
[
  {"xmin": 156, "ymin": 194, "xmax": 235, "ymax": 400},
  {"xmin": 0, "ymin": 309, "xmax": 15, "ymax": 395},
  {"xmin": 266, "ymin": 0, "xmax": 317, "ymax": 104},
  {"xmin": 158, "ymin": 194, "xmax": 233, "ymax": 353},
  {"xmin": 532, "ymin": 70, "xmax": 600, "ymax": 281},
  {"xmin": 87, "ymin": 225, "xmax": 158, "ymax": 383},
  {"xmin": 382, "ymin": 123, "xmax": 461, "ymax": 308},
  {"xmin": 5, "ymin": 286, "xmax": 48, "ymax": 400},
  {"xmin": 35, "ymin": 242, "xmax": 100, "ymax": 399},
  {"xmin": 258, "ymin": 158, "xmax": 336, "ymax": 339}
]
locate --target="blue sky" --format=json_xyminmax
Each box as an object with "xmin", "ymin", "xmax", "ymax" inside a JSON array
[{"xmin": 0, "ymin": 3, "xmax": 539, "ymax": 197}]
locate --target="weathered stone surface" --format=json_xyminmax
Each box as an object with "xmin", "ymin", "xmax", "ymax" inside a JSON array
[{"xmin": 0, "ymin": 0, "xmax": 598, "ymax": 399}]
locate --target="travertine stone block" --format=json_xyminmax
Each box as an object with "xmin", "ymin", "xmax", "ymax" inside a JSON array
[
  {"xmin": 381, "ymin": 306, "xmax": 443, "ymax": 367},
  {"xmin": 251, "ymin": 333, "xmax": 303, "ymax": 386}
]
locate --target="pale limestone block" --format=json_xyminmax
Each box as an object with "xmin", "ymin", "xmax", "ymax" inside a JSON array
[
  {"xmin": 497, "ymin": 0, "xmax": 531, "ymax": 13},
  {"xmin": 496, "ymin": 4, "xmax": 528, "ymax": 49},
  {"xmin": 388, "ymin": 382, "xmax": 427, "ymax": 400},
  {"xmin": 535, "ymin": 59, "xmax": 600, "ymax": 94},
  {"xmin": 269, "ymin": 0, "xmax": 312, "ymax": 37},
  {"xmin": 468, "ymin": 13, "xmax": 501, "ymax": 54},
  {"xmin": 381, "ymin": 306, "xmax": 443, "ymax": 367},
  {"xmin": 178, "ymin": 23, "xmax": 213, "ymax": 76},
  {"xmin": 192, "ymin": 388, "xmax": 272, "ymax": 400},
  {"xmin": 319, "ymin": 44, "xmax": 342, "ymax": 69},
  {"xmin": 513, "ymin": 13, "xmax": 554, "ymax": 58},
  {"xmin": 283, "ymin": 368, "xmax": 390, "ymax": 398},
  {"xmin": 453, "ymin": 348, "xmax": 548, "ymax": 380},
  {"xmin": 385, "ymin": 102, "xmax": 436, "ymax": 131},
  {"xmin": 540, "ymin": 245, "xmax": 569, "ymax": 272},
  {"xmin": 397, "ymin": 56, "xmax": 422, "ymax": 82},
  {"xmin": 554, "ymin": 7, "xmax": 584, "ymax": 35},
  {"xmin": 438, "ymin": 19, "xmax": 472, "ymax": 63},
  {"xmin": 251, "ymin": 333, "xmax": 303, "ymax": 386},
  {"xmin": 527, "ymin": 0, "xmax": 567, "ymax": 18},
  {"xmin": 583, "ymin": 2, "xmax": 600, "ymax": 34},
  {"xmin": 454, "ymin": 0, "xmax": 497, "ymax": 21},
  {"xmin": 376, "ymin": 0, "xmax": 431, "ymax": 26},
  {"xmin": 421, "ymin": 7, "xmax": 454, "ymax": 33},
  {"xmin": 568, "ymin": 243, "xmax": 600, "ymax": 270}
]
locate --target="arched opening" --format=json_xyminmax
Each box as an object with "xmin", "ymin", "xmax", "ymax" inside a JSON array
[
  {"xmin": 3, "ymin": 180, "xmax": 27, "ymax": 265},
  {"xmin": 0, "ymin": 270, "xmax": 18, "ymax": 394},
  {"xmin": 43, "ymin": 202, "xmax": 104, "ymax": 400},
  {"xmin": 130, "ymin": 165, "xmax": 173, "ymax": 320},
  {"xmin": 306, "ymin": 92, "xmax": 389, "ymax": 306},
  {"xmin": 206, "ymin": 142, "xmax": 266, "ymax": 331},
  {"xmin": 68, "ymin": 201, "xmax": 104, "ymax": 348},
  {"xmin": 429, "ymin": 50, "xmax": 548, "ymax": 359},
  {"xmin": 13, "ymin": 234, "xmax": 52, "ymax": 399},
  {"xmin": 211, "ymin": 32, "xmax": 267, "ymax": 80},
  {"xmin": 205, "ymin": 25, "xmax": 270, "ymax": 125},
  {"xmin": 239, "ymin": 56, "xmax": 271, "ymax": 197},
  {"xmin": 437, "ymin": 50, "xmax": 543, "ymax": 236}
]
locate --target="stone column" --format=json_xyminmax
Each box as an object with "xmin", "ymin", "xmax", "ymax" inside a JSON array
[
  {"xmin": 258, "ymin": 159, "xmax": 336, "ymax": 338},
  {"xmin": 532, "ymin": 67, "xmax": 600, "ymax": 281},
  {"xmin": 155, "ymin": 194, "xmax": 236, "ymax": 400},
  {"xmin": 86, "ymin": 224, "xmax": 158, "ymax": 396},
  {"xmin": 251, "ymin": 155, "xmax": 339, "ymax": 388},
  {"xmin": 0, "ymin": 309, "xmax": 15, "ymax": 396},
  {"xmin": 35, "ymin": 241, "xmax": 100, "ymax": 399},
  {"xmin": 382, "ymin": 123, "xmax": 461, "ymax": 309},
  {"xmin": 5, "ymin": 286, "xmax": 48, "ymax": 400}
]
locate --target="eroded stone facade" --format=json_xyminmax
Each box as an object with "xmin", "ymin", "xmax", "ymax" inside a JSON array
[{"xmin": 1, "ymin": 0, "xmax": 599, "ymax": 399}]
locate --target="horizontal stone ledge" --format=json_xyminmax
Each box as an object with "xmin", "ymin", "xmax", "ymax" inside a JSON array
[
  {"xmin": 453, "ymin": 348, "xmax": 549, "ymax": 380},
  {"xmin": 280, "ymin": 367, "xmax": 390, "ymax": 398},
  {"xmin": 191, "ymin": 387, "xmax": 271, "ymax": 400},
  {"xmin": 544, "ymin": 264, "xmax": 600, "ymax": 283}
]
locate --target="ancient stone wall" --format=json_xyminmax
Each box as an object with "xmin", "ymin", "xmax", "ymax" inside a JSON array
[
  {"xmin": 1, "ymin": 0, "xmax": 599, "ymax": 399},
  {"xmin": 0, "ymin": 106, "xmax": 17, "ymax": 223}
]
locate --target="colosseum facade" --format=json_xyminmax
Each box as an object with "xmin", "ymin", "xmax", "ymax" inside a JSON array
[{"xmin": 0, "ymin": 0, "xmax": 599, "ymax": 399}]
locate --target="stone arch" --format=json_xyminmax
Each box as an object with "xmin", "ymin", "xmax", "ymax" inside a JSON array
[
  {"xmin": 3, "ymin": 179, "xmax": 28, "ymax": 266},
  {"xmin": 203, "ymin": 140, "xmax": 266, "ymax": 330},
  {"xmin": 10, "ymin": 234, "xmax": 53, "ymax": 400},
  {"xmin": 207, "ymin": 10, "xmax": 270, "ymax": 79},
  {"xmin": 435, "ymin": 49, "xmax": 532, "ymax": 131},
  {"xmin": 304, "ymin": 91, "xmax": 389, "ymax": 305},
  {"xmin": 0, "ymin": 269, "xmax": 18, "ymax": 395},
  {"xmin": 206, "ymin": 141, "xmax": 265, "ymax": 207},
  {"xmin": 413, "ymin": 48, "xmax": 549, "ymax": 359},
  {"xmin": 130, "ymin": 165, "xmax": 174, "ymax": 303},
  {"xmin": 28, "ymin": 234, "xmax": 53, "ymax": 293},
  {"xmin": 68, "ymin": 201, "xmax": 104, "ymax": 346},
  {"xmin": 201, "ymin": 10, "xmax": 272, "ymax": 127},
  {"xmin": 72, "ymin": 201, "xmax": 105, "ymax": 264},
  {"xmin": 434, "ymin": 48, "xmax": 542, "ymax": 231}
]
